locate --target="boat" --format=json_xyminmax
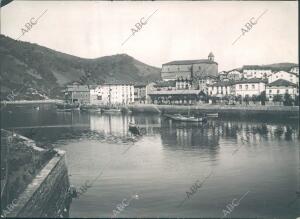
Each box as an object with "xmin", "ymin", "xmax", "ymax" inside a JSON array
[
  {"xmin": 80, "ymin": 104, "xmax": 101, "ymax": 112},
  {"xmin": 129, "ymin": 122, "xmax": 141, "ymax": 136},
  {"xmin": 206, "ymin": 113, "xmax": 219, "ymax": 118},
  {"xmin": 102, "ymin": 108, "xmax": 122, "ymax": 113},
  {"xmin": 164, "ymin": 113, "xmax": 207, "ymax": 122},
  {"xmin": 33, "ymin": 106, "xmax": 40, "ymax": 110},
  {"xmin": 56, "ymin": 103, "xmax": 80, "ymax": 111}
]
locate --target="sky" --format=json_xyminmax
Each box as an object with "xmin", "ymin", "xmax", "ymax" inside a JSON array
[{"xmin": 0, "ymin": 1, "xmax": 298, "ymax": 71}]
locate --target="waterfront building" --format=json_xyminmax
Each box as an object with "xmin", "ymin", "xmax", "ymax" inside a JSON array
[
  {"xmin": 208, "ymin": 81, "xmax": 235, "ymax": 97},
  {"xmin": 227, "ymin": 70, "xmax": 242, "ymax": 81},
  {"xmin": 266, "ymin": 79, "xmax": 298, "ymax": 99},
  {"xmin": 290, "ymin": 66, "xmax": 299, "ymax": 75},
  {"xmin": 161, "ymin": 52, "xmax": 218, "ymax": 81},
  {"xmin": 148, "ymin": 89, "xmax": 201, "ymax": 105},
  {"xmin": 242, "ymin": 65, "xmax": 272, "ymax": 79},
  {"xmin": 89, "ymin": 82, "xmax": 134, "ymax": 105},
  {"xmin": 134, "ymin": 83, "xmax": 147, "ymax": 103},
  {"xmin": 268, "ymin": 70, "xmax": 299, "ymax": 84},
  {"xmin": 65, "ymin": 83, "xmax": 90, "ymax": 104},
  {"xmin": 234, "ymin": 78, "xmax": 267, "ymax": 98}
]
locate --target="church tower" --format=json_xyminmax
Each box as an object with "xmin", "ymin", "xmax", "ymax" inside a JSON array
[{"xmin": 208, "ymin": 52, "xmax": 214, "ymax": 61}]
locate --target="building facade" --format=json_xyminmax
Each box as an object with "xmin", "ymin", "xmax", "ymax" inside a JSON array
[
  {"xmin": 90, "ymin": 83, "xmax": 134, "ymax": 105},
  {"xmin": 234, "ymin": 79, "xmax": 266, "ymax": 97},
  {"xmin": 268, "ymin": 71, "xmax": 299, "ymax": 84},
  {"xmin": 290, "ymin": 66, "xmax": 299, "ymax": 75},
  {"xmin": 227, "ymin": 70, "xmax": 242, "ymax": 81},
  {"xmin": 266, "ymin": 79, "xmax": 298, "ymax": 99},
  {"xmin": 65, "ymin": 83, "xmax": 90, "ymax": 104},
  {"xmin": 243, "ymin": 66, "xmax": 272, "ymax": 79},
  {"xmin": 208, "ymin": 81, "xmax": 235, "ymax": 97},
  {"xmin": 134, "ymin": 83, "xmax": 147, "ymax": 103},
  {"xmin": 161, "ymin": 53, "xmax": 218, "ymax": 81}
]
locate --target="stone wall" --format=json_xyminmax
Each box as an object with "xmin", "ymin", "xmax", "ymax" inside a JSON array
[{"xmin": 6, "ymin": 149, "xmax": 71, "ymax": 218}]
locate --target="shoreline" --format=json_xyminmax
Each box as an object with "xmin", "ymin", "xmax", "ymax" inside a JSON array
[{"xmin": 1, "ymin": 99, "xmax": 63, "ymax": 105}]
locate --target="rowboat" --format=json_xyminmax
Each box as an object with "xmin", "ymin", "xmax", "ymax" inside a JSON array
[
  {"xmin": 102, "ymin": 108, "xmax": 122, "ymax": 113},
  {"xmin": 164, "ymin": 114, "xmax": 207, "ymax": 122},
  {"xmin": 206, "ymin": 113, "xmax": 219, "ymax": 118}
]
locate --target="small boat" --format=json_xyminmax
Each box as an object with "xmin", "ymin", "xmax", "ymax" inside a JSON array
[
  {"xmin": 33, "ymin": 106, "xmax": 40, "ymax": 110},
  {"xmin": 164, "ymin": 113, "xmax": 207, "ymax": 123},
  {"xmin": 56, "ymin": 103, "xmax": 80, "ymax": 111},
  {"xmin": 129, "ymin": 122, "xmax": 141, "ymax": 136},
  {"xmin": 102, "ymin": 108, "xmax": 122, "ymax": 113},
  {"xmin": 80, "ymin": 105, "xmax": 101, "ymax": 112},
  {"xmin": 206, "ymin": 113, "xmax": 218, "ymax": 118}
]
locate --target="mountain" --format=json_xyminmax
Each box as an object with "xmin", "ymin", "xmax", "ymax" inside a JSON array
[{"xmin": 0, "ymin": 34, "xmax": 161, "ymax": 100}]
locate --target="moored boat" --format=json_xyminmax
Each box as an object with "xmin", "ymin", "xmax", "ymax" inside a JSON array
[
  {"xmin": 164, "ymin": 113, "xmax": 207, "ymax": 122},
  {"xmin": 206, "ymin": 113, "xmax": 219, "ymax": 118},
  {"xmin": 56, "ymin": 103, "xmax": 80, "ymax": 111},
  {"xmin": 102, "ymin": 108, "xmax": 122, "ymax": 113}
]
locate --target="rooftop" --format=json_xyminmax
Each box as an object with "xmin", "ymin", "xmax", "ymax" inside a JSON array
[
  {"xmin": 163, "ymin": 59, "xmax": 217, "ymax": 65},
  {"xmin": 267, "ymin": 79, "xmax": 297, "ymax": 87},
  {"xmin": 234, "ymin": 78, "xmax": 268, "ymax": 84},
  {"xmin": 243, "ymin": 65, "xmax": 272, "ymax": 70},
  {"xmin": 148, "ymin": 89, "xmax": 201, "ymax": 95},
  {"xmin": 154, "ymin": 80, "xmax": 176, "ymax": 87}
]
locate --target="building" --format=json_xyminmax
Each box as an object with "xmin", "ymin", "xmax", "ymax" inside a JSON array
[
  {"xmin": 242, "ymin": 66, "xmax": 272, "ymax": 79},
  {"xmin": 65, "ymin": 83, "xmax": 90, "ymax": 104},
  {"xmin": 266, "ymin": 79, "xmax": 298, "ymax": 99},
  {"xmin": 134, "ymin": 83, "xmax": 147, "ymax": 103},
  {"xmin": 227, "ymin": 70, "xmax": 242, "ymax": 81},
  {"xmin": 197, "ymin": 75, "xmax": 217, "ymax": 94},
  {"xmin": 218, "ymin": 71, "xmax": 228, "ymax": 81},
  {"xmin": 161, "ymin": 52, "xmax": 218, "ymax": 81},
  {"xmin": 90, "ymin": 85, "xmax": 102, "ymax": 105},
  {"xmin": 90, "ymin": 82, "xmax": 134, "ymax": 105},
  {"xmin": 208, "ymin": 81, "xmax": 235, "ymax": 97},
  {"xmin": 290, "ymin": 66, "xmax": 299, "ymax": 75},
  {"xmin": 153, "ymin": 80, "xmax": 176, "ymax": 91},
  {"xmin": 175, "ymin": 77, "xmax": 192, "ymax": 90},
  {"xmin": 268, "ymin": 71, "xmax": 299, "ymax": 84},
  {"xmin": 234, "ymin": 78, "xmax": 267, "ymax": 98}
]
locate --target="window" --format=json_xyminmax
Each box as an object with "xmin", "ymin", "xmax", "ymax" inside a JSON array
[
  {"xmin": 277, "ymin": 90, "xmax": 280, "ymax": 94},
  {"xmin": 252, "ymin": 84, "xmax": 255, "ymax": 89},
  {"xmin": 239, "ymin": 85, "xmax": 242, "ymax": 89},
  {"xmin": 286, "ymin": 89, "xmax": 288, "ymax": 93},
  {"xmin": 269, "ymin": 90, "xmax": 272, "ymax": 93},
  {"xmin": 246, "ymin": 85, "xmax": 248, "ymax": 90},
  {"xmin": 97, "ymin": 96, "xmax": 102, "ymax": 100}
]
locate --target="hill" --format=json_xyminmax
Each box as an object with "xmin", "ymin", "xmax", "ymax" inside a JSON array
[{"xmin": 0, "ymin": 34, "xmax": 161, "ymax": 100}]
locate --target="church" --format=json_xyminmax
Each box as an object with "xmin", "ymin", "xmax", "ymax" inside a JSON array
[{"xmin": 161, "ymin": 52, "xmax": 218, "ymax": 81}]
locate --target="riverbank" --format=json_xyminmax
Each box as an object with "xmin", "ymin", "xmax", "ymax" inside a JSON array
[{"xmin": 128, "ymin": 104, "xmax": 299, "ymax": 118}]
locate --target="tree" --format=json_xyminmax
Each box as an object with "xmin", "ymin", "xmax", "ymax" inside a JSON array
[
  {"xmin": 273, "ymin": 94, "xmax": 283, "ymax": 103},
  {"xmin": 243, "ymin": 95, "xmax": 250, "ymax": 105},
  {"xmin": 283, "ymin": 93, "xmax": 293, "ymax": 106},
  {"xmin": 294, "ymin": 95, "xmax": 299, "ymax": 106},
  {"xmin": 258, "ymin": 91, "xmax": 267, "ymax": 105}
]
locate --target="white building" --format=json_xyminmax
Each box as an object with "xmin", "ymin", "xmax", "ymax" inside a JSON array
[
  {"xmin": 290, "ymin": 66, "xmax": 299, "ymax": 75},
  {"xmin": 234, "ymin": 78, "xmax": 266, "ymax": 97},
  {"xmin": 243, "ymin": 66, "xmax": 272, "ymax": 79},
  {"xmin": 208, "ymin": 81, "xmax": 235, "ymax": 97},
  {"xmin": 90, "ymin": 83, "xmax": 134, "ymax": 105},
  {"xmin": 268, "ymin": 71, "xmax": 299, "ymax": 84},
  {"xmin": 227, "ymin": 70, "xmax": 242, "ymax": 81},
  {"xmin": 266, "ymin": 79, "xmax": 298, "ymax": 99}
]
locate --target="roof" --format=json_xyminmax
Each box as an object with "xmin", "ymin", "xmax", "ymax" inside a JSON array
[
  {"xmin": 234, "ymin": 78, "xmax": 267, "ymax": 84},
  {"xmin": 154, "ymin": 80, "xmax": 176, "ymax": 87},
  {"xmin": 243, "ymin": 65, "xmax": 272, "ymax": 70},
  {"xmin": 273, "ymin": 70, "xmax": 298, "ymax": 76},
  {"xmin": 104, "ymin": 80, "xmax": 134, "ymax": 85},
  {"xmin": 66, "ymin": 85, "xmax": 90, "ymax": 92},
  {"xmin": 163, "ymin": 59, "xmax": 217, "ymax": 65},
  {"xmin": 267, "ymin": 79, "xmax": 297, "ymax": 87},
  {"xmin": 209, "ymin": 81, "xmax": 235, "ymax": 87},
  {"xmin": 134, "ymin": 82, "xmax": 147, "ymax": 88},
  {"xmin": 148, "ymin": 89, "xmax": 201, "ymax": 95},
  {"xmin": 208, "ymin": 52, "xmax": 214, "ymax": 57}
]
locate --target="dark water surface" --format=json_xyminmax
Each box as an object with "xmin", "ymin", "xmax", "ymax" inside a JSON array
[{"xmin": 1, "ymin": 104, "xmax": 299, "ymax": 218}]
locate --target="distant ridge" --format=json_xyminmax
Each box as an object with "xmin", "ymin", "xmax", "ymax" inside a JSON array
[{"xmin": 0, "ymin": 34, "xmax": 161, "ymax": 100}]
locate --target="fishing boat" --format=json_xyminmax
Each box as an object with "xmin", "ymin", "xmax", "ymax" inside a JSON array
[
  {"xmin": 164, "ymin": 113, "xmax": 207, "ymax": 122},
  {"xmin": 56, "ymin": 103, "xmax": 80, "ymax": 111},
  {"xmin": 206, "ymin": 113, "xmax": 219, "ymax": 118},
  {"xmin": 80, "ymin": 104, "xmax": 101, "ymax": 112}
]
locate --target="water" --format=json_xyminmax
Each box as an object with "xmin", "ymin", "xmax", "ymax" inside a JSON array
[{"xmin": 1, "ymin": 104, "xmax": 299, "ymax": 218}]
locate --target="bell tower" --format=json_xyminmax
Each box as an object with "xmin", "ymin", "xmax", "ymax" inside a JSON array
[{"xmin": 208, "ymin": 52, "xmax": 214, "ymax": 61}]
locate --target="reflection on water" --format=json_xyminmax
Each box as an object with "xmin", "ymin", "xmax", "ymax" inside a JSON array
[{"xmin": 1, "ymin": 104, "xmax": 299, "ymax": 218}]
